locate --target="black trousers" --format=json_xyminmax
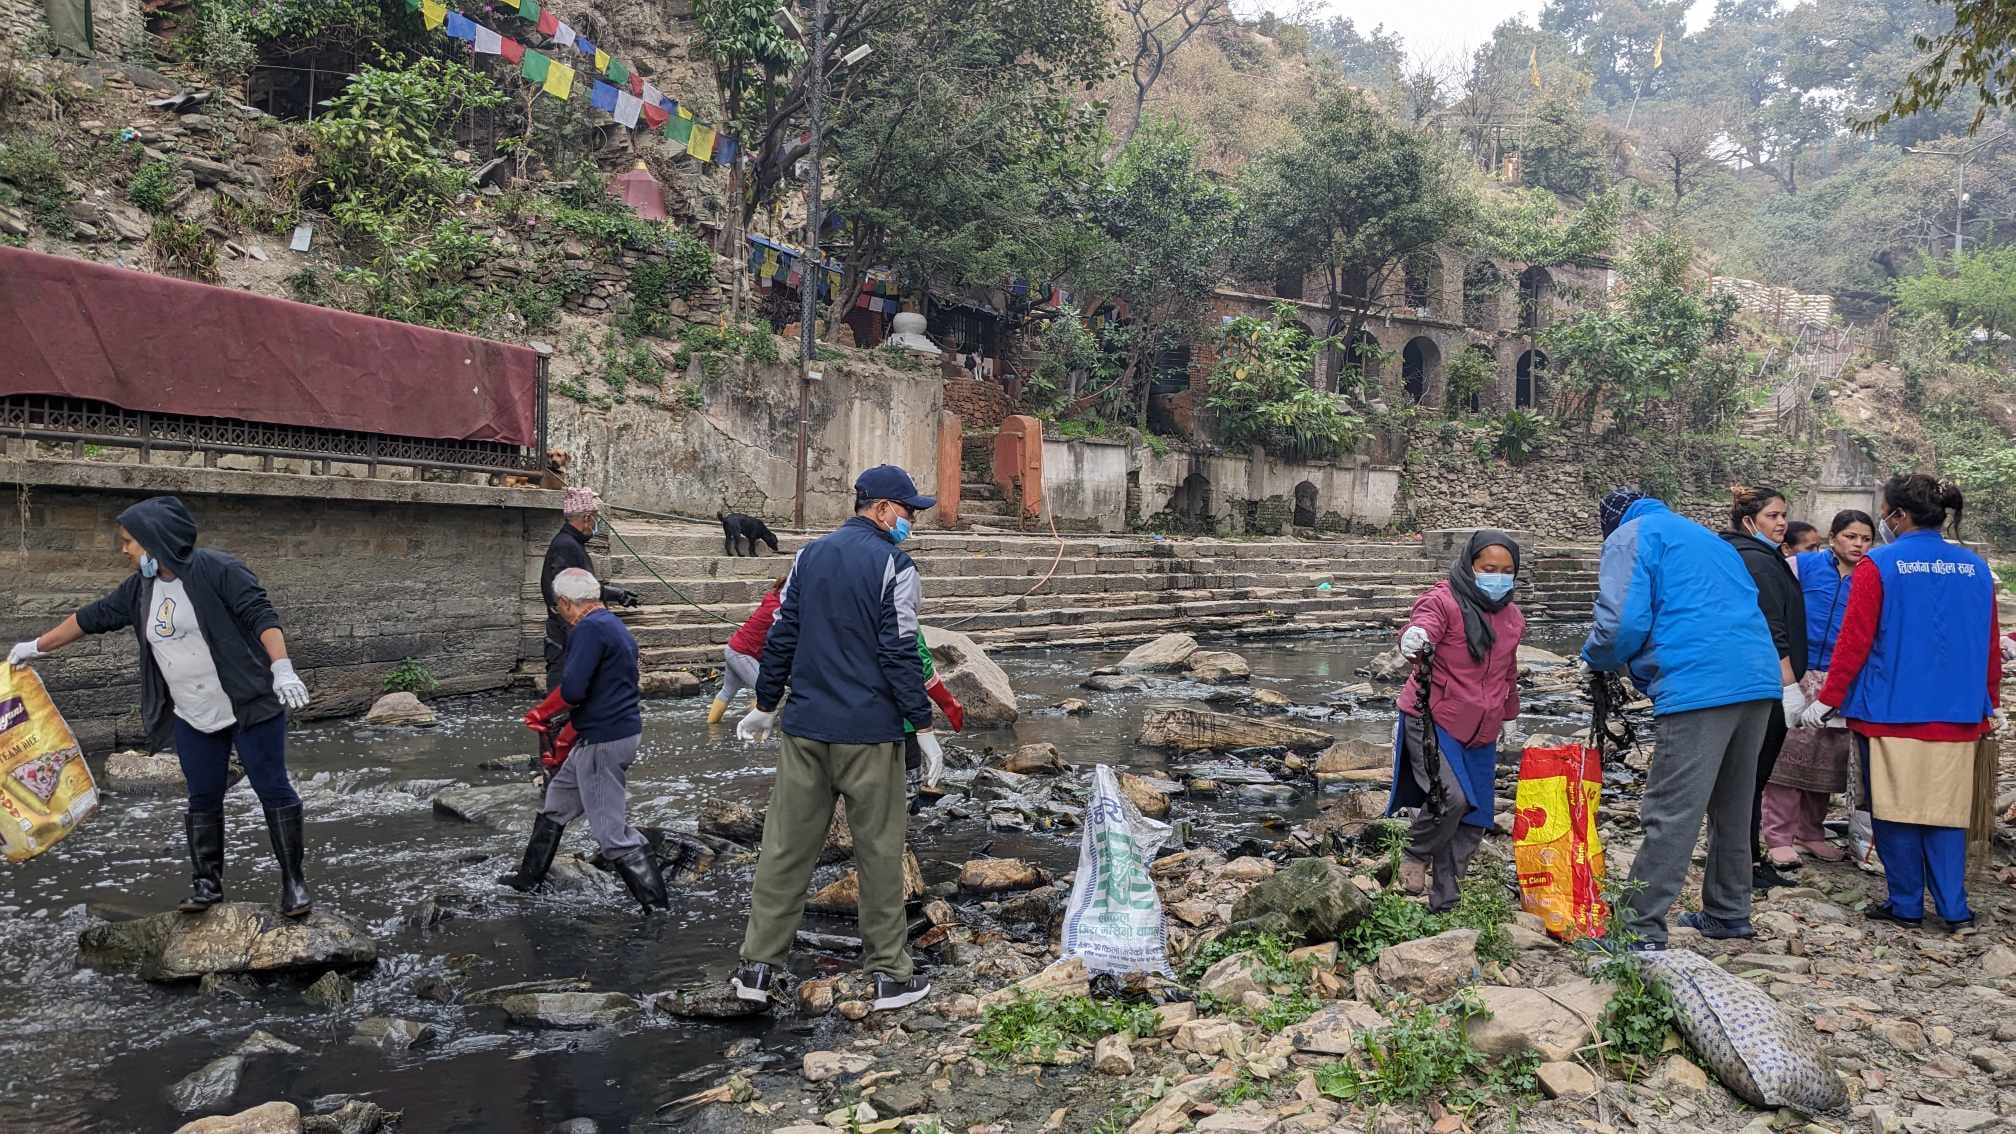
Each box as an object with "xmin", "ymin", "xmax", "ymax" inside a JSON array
[{"xmin": 1751, "ymin": 701, "xmax": 1787, "ymax": 863}]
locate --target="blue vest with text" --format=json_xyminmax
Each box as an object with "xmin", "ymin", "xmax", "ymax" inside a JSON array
[
  {"xmin": 1794, "ymin": 549, "xmax": 1853, "ymax": 670},
  {"xmin": 1839, "ymin": 530, "xmax": 1994, "ymax": 727}
]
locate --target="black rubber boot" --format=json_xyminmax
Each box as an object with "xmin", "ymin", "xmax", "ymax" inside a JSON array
[
  {"xmin": 178, "ymin": 811, "xmax": 225, "ymax": 913},
  {"xmin": 263, "ymin": 804, "xmax": 313, "ymax": 919},
  {"xmin": 610, "ymin": 846, "xmax": 670, "ymax": 913},
  {"xmin": 499, "ymin": 814, "xmax": 566, "ymax": 892}
]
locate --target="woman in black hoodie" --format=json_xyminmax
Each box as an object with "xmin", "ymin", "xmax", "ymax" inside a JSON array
[
  {"xmin": 7, "ymin": 496, "xmax": 315, "ymax": 917},
  {"xmin": 1722, "ymin": 484, "xmax": 1808, "ymax": 894}
]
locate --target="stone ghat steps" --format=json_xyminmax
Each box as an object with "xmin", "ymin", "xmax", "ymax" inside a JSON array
[
  {"xmin": 589, "ymin": 550, "xmax": 1510, "ymax": 583},
  {"xmin": 597, "ymin": 520, "xmax": 1468, "ymax": 562}
]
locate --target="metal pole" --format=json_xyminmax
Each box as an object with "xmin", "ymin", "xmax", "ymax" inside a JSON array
[
  {"xmin": 1955, "ymin": 157, "xmax": 1965, "ymax": 261},
  {"xmin": 792, "ymin": 0, "xmax": 826, "ymax": 529}
]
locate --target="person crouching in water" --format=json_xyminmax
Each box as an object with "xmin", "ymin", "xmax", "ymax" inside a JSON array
[
  {"xmin": 1387, "ymin": 530, "xmax": 1525, "ymax": 912},
  {"xmin": 8, "ymin": 495, "xmax": 315, "ymax": 916},
  {"xmin": 500, "ymin": 567, "xmax": 668, "ymax": 913},
  {"xmin": 708, "ymin": 578, "xmax": 785, "ymax": 725}
]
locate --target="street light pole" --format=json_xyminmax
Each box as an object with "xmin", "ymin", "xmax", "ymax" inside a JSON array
[
  {"xmin": 791, "ymin": 0, "xmax": 827, "ymax": 531},
  {"xmin": 1905, "ymin": 128, "xmax": 2011, "ymax": 263}
]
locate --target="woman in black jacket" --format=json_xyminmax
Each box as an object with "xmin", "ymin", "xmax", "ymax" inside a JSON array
[
  {"xmin": 7, "ymin": 496, "xmax": 315, "ymax": 917},
  {"xmin": 1720, "ymin": 484, "xmax": 1808, "ymax": 893}
]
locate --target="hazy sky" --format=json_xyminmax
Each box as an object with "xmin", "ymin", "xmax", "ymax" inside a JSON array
[{"xmin": 1294, "ymin": 0, "xmax": 1720, "ymax": 71}]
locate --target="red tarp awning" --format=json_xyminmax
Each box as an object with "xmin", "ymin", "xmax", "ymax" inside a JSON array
[{"xmin": 0, "ymin": 245, "xmax": 541, "ymax": 446}]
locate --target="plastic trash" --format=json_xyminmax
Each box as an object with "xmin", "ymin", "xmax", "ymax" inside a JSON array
[
  {"xmin": 1639, "ymin": 948, "xmax": 1848, "ymax": 1113},
  {"xmin": 1060, "ymin": 765, "xmax": 1175, "ymax": 977},
  {"xmin": 0, "ymin": 667, "xmax": 100, "ymax": 863}
]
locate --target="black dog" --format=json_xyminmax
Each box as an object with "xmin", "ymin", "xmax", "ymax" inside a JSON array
[{"xmin": 719, "ymin": 512, "xmax": 781, "ymax": 557}]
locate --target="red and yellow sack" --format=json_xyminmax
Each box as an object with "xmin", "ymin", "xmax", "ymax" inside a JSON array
[
  {"xmin": 0, "ymin": 666, "xmax": 99, "ymax": 863},
  {"xmin": 1512, "ymin": 738, "xmax": 1607, "ymax": 941}
]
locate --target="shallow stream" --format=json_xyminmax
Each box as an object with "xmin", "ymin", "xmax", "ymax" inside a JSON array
[{"xmin": 0, "ymin": 627, "xmax": 1587, "ymax": 1133}]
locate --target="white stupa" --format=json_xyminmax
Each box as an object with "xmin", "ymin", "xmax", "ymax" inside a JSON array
[{"xmin": 884, "ymin": 311, "xmax": 941, "ymax": 354}]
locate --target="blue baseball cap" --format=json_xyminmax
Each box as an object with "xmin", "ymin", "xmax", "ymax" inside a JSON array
[{"xmin": 854, "ymin": 465, "xmax": 936, "ymax": 511}]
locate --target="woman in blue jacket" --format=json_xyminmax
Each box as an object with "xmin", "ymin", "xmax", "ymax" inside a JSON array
[{"xmin": 1761, "ymin": 510, "xmax": 1874, "ymax": 866}]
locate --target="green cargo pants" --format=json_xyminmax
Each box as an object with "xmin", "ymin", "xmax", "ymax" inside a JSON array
[{"xmin": 739, "ymin": 731, "xmax": 913, "ymax": 980}]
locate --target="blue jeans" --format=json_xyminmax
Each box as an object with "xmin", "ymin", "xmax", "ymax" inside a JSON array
[{"xmin": 174, "ymin": 712, "xmax": 298, "ymax": 812}]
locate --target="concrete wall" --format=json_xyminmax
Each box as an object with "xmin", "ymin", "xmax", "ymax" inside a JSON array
[
  {"xmin": 4, "ymin": 0, "xmax": 144, "ymax": 58},
  {"xmin": 1136, "ymin": 446, "xmax": 1400, "ymax": 535},
  {"xmin": 553, "ymin": 353, "xmax": 946, "ymax": 530},
  {"xmin": 0, "ymin": 460, "xmax": 554, "ymax": 752},
  {"xmin": 1042, "ymin": 438, "xmax": 1129, "ymax": 532}
]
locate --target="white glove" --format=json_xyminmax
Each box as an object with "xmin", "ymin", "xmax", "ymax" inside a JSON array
[
  {"xmin": 270, "ymin": 659, "xmax": 311, "ymax": 710},
  {"xmin": 2002, "ymin": 634, "xmax": 2015, "ymax": 663},
  {"xmin": 915, "ymin": 728, "xmax": 946, "ymax": 789},
  {"xmin": 1795, "ymin": 699, "xmax": 1832, "ymax": 729},
  {"xmin": 1780, "ymin": 683, "xmax": 1808, "ymax": 720},
  {"xmin": 1399, "ymin": 626, "xmax": 1431, "ymax": 659},
  {"xmin": 736, "ymin": 708, "xmax": 776, "ymax": 744},
  {"xmin": 8, "ymin": 640, "xmax": 42, "ymax": 668}
]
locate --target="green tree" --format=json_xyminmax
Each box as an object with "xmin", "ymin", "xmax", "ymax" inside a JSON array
[
  {"xmin": 1865, "ymin": 0, "xmax": 2014, "ymax": 132},
  {"xmin": 1518, "ymin": 93, "xmax": 1610, "ymax": 198},
  {"xmin": 1893, "ymin": 245, "xmax": 2016, "ymax": 339},
  {"xmin": 1237, "ymin": 88, "xmax": 1472, "ymax": 381},
  {"xmin": 1205, "ymin": 304, "xmax": 1364, "ymax": 458},
  {"xmin": 1540, "ymin": 0, "xmax": 1691, "ymax": 107}
]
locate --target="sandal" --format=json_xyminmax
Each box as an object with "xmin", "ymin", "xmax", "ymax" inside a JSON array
[
  {"xmin": 1766, "ymin": 846, "xmax": 1803, "ymax": 868},
  {"xmin": 1798, "ymin": 839, "xmax": 1846, "ymax": 862}
]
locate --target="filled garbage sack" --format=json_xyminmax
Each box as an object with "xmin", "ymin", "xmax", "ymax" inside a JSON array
[
  {"xmin": 1639, "ymin": 947, "xmax": 1848, "ymax": 1113},
  {"xmin": 0, "ymin": 666, "xmax": 100, "ymax": 863},
  {"xmin": 1512, "ymin": 736, "xmax": 1607, "ymax": 940},
  {"xmin": 1060, "ymin": 764, "xmax": 1174, "ymax": 977}
]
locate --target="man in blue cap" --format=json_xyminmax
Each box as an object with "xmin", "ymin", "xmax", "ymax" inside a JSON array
[{"xmin": 730, "ymin": 465, "xmax": 937, "ymax": 1011}]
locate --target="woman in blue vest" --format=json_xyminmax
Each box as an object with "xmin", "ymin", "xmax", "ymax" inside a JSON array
[
  {"xmin": 1800, "ymin": 475, "xmax": 2002, "ymax": 934},
  {"xmin": 1761, "ymin": 510, "xmax": 1874, "ymax": 866}
]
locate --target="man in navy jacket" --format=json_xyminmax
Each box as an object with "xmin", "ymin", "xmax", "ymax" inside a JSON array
[{"xmin": 730, "ymin": 465, "xmax": 936, "ymax": 1012}]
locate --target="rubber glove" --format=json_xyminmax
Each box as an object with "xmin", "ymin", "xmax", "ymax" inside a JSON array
[
  {"xmin": 925, "ymin": 675, "xmax": 965, "ymax": 731},
  {"xmin": 270, "ymin": 659, "xmax": 311, "ymax": 709},
  {"xmin": 1780, "ymin": 683, "xmax": 1807, "ymax": 720},
  {"xmin": 1795, "ymin": 698, "xmax": 1832, "ymax": 729},
  {"xmin": 737, "ymin": 708, "xmax": 777, "ymax": 744},
  {"xmin": 915, "ymin": 728, "xmax": 946, "ymax": 789},
  {"xmin": 8, "ymin": 640, "xmax": 41, "ymax": 668},
  {"xmin": 1399, "ymin": 625, "xmax": 1431, "ymax": 659}
]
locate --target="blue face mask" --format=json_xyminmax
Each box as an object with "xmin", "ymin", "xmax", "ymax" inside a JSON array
[
  {"xmin": 139, "ymin": 553, "xmax": 159, "ymax": 579},
  {"xmin": 887, "ymin": 516, "xmax": 912, "ymax": 544},
  {"xmin": 1475, "ymin": 572, "xmax": 1515, "ymax": 601},
  {"xmin": 1752, "ymin": 530, "xmax": 1780, "ymax": 551},
  {"xmin": 591, "ymin": 516, "xmax": 606, "ymax": 537}
]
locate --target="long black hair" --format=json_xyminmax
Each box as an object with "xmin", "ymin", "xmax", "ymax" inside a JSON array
[{"xmin": 1883, "ymin": 473, "xmax": 1965, "ymax": 534}]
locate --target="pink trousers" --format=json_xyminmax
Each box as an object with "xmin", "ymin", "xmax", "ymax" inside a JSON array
[{"xmin": 1761, "ymin": 782, "xmax": 1831, "ymax": 849}]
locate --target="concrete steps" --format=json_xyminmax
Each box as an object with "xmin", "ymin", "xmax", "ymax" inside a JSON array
[{"xmin": 518, "ymin": 516, "xmax": 1603, "ymax": 681}]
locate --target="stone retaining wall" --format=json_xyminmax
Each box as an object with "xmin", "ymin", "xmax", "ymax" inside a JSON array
[
  {"xmin": 0, "ymin": 461, "xmax": 553, "ymax": 751},
  {"xmin": 1710, "ymin": 276, "xmax": 1836, "ymax": 327}
]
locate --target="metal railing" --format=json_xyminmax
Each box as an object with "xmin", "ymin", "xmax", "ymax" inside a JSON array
[{"xmin": 0, "ymin": 369, "xmax": 548, "ymax": 479}]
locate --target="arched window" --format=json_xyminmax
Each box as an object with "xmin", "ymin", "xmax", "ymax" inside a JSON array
[
  {"xmin": 1516, "ymin": 349, "xmax": 1547, "ymax": 409},
  {"xmin": 1402, "ymin": 337, "xmax": 1441, "ymax": 404}
]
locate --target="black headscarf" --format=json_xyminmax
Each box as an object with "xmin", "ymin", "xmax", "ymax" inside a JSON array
[{"xmin": 1448, "ymin": 529, "xmax": 1521, "ymax": 662}]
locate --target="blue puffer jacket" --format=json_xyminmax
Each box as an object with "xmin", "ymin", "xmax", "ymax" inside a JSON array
[
  {"xmin": 1582, "ymin": 498, "xmax": 1782, "ymax": 716},
  {"xmin": 755, "ymin": 516, "xmax": 932, "ymax": 744}
]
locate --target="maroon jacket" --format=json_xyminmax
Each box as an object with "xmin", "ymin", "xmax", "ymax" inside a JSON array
[{"xmin": 1395, "ymin": 580, "xmax": 1525, "ymax": 747}]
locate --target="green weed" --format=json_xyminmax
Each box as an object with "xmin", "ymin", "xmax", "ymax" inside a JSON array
[
  {"xmin": 975, "ymin": 994, "xmax": 1161, "ymax": 1062},
  {"xmin": 127, "ymin": 160, "xmax": 181, "ymax": 215},
  {"xmin": 382, "ymin": 657, "xmax": 439, "ymax": 696},
  {"xmin": 1313, "ymin": 996, "xmax": 1539, "ymax": 1108},
  {"xmin": 148, "ymin": 219, "xmax": 220, "ymax": 282},
  {"xmin": 0, "ymin": 133, "xmax": 73, "ymax": 235}
]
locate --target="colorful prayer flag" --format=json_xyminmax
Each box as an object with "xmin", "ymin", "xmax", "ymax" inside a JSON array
[
  {"xmin": 403, "ymin": 0, "xmax": 418, "ymax": 12},
  {"xmin": 687, "ymin": 123, "xmax": 716, "ymax": 162},
  {"xmin": 474, "ymin": 25, "xmax": 504, "ymax": 53},
  {"xmin": 544, "ymin": 60, "xmax": 574, "ymax": 99},
  {"xmin": 590, "ymin": 80, "xmax": 619, "ymax": 112},
  {"xmin": 642, "ymin": 80, "xmax": 663, "ymax": 106},
  {"xmin": 677, "ymin": 103, "xmax": 692, "ymax": 119},
  {"xmin": 575, "ymin": 36, "xmax": 594, "ymax": 57},
  {"xmin": 614, "ymin": 90, "xmax": 642, "ymax": 128},
  {"xmin": 716, "ymin": 135, "xmax": 737, "ymax": 166},
  {"xmin": 1529, "ymin": 45, "xmax": 1541, "ymax": 89},
  {"xmin": 421, "ymin": 0, "xmax": 445, "ymax": 29},
  {"xmin": 627, "ymin": 71, "xmax": 643, "ymax": 97},
  {"xmin": 444, "ymin": 10, "xmax": 476, "ymax": 40},
  {"xmin": 594, "ymin": 48, "xmax": 610, "ymax": 74},
  {"xmin": 520, "ymin": 49, "xmax": 550, "ymax": 83},
  {"xmin": 500, "ymin": 36, "xmax": 524, "ymax": 63},
  {"xmin": 537, "ymin": 8, "xmax": 557, "ymax": 35},
  {"xmin": 517, "ymin": 0, "xmax": 539, "ymax": 22},
  {"xmin": 640, "ymin": 100, "xmax": 669, "ymax": 129},
  {"xmin": 554, "ymin": 20, "xmax": 576, "ymax": 49},
  {"xmin": 1652, "ymin": 31, "xmax": 1664, "ymax": 69},
  {"xmin": 609, "ymin": 58, "xmax": 629, "ymax": 85},
  {"xmin": 663, "ymin": 115, "xmax": 692, "ymax": 144}
]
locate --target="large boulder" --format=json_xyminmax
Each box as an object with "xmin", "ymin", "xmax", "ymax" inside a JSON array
[
  {"xmin": 499, "ymin": 991, "xmax": 640, "ymax": 1029},
  {"xmin": 1184, "ymin": 650, "xmax": 1250, "ymax": 684},
  {"xmin": 1374, "ymin": 928, "xmax": 1479, "ymax": 1001},
  {"xmin": 1137, "ymin": 708, "xmax": 1333, "ymax": 753},
  {"xmin": 1313, "ymin": 739, "xmax": 1391, "ymax": 786},
  {"xmin": 431, "ymin": 783, "xmax": 541, "ymax": 832},
  {"xmin": 654, "ymin": 985, "xmax": 767, "ymax": 1019},
  {"xmin": 957, "ymin": 858, "xmax": 1051, "ymax": 893},
  {"xmin": 169, "ymin": 1054, "xmax": 246, "ymax": 1114},
  {"xmin": 78, "ymin": 904, "xmax": 376, "ymax": 982},
  {"xmin": 173, "ymin": 1102, "xmax": 301, "ymax": 1134},
  {"xmin": 363, "ymin": 693, "xmax": 436, "ymax": 728},
  {"xmin": 1465, "ymin": 980, "xmax": 1611, "ymax": 1061},
  {"xmin": 1117, "ymin": 771, "xmax": 1172, "ymax": 819},
  {"xmin": 103, "ymin": 750, "xmax": 186, "ymax": 792},
  {"xmin": 1116, "ymin": 633, "xmax": 1200, "ymax": 673},
  {"xmin": 1228, "ymin": 857, "xmax": 1370, "ymax": 943},
  {"xmin": 922, "ymin": 625, "xmax": 1018, "ymax": 725},
  {"xmin": 999, "ymin": 742, "xmax": 1067, "ymax": 775},
  {"xmin": 807, "ymin": 849, "xmax": 926, "ymax": 914}
]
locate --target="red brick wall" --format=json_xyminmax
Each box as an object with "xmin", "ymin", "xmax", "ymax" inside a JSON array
[{"xmin": 942, "ymin": 379, "xmax": 1012, "ymax": 429}]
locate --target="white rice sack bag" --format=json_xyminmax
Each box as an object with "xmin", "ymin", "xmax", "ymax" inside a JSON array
[{"xmin": 1060, "ymin": 764, "xmax": 1174, "ymax": 977}]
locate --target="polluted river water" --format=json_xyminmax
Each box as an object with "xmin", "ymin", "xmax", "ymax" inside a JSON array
[{"xmin": 0, "ymin": 626, "xmax": 1588, "ymax": 1132}]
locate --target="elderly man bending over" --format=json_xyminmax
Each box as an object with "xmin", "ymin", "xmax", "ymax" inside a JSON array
[{"xmin": 500, "ymin": 567, "xmax": 667, "ymax": 913}]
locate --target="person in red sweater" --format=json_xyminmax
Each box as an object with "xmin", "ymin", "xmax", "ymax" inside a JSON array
[
  {"xmin": 709, "ymin": 579, "xmax": 784, "ymax": 724},
  {"xmin": 1797, "ymin": 474, "xmax": 2002, "ymax": 934}
]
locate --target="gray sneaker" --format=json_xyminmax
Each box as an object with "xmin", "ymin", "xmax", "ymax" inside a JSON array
[
  {"xmin": 731, "ymin": 962, "xmax": 775, "ymax": 1005},
  {"xmin": 871, "ymin": 972, "xmax": 930, "ymax": 1011}
]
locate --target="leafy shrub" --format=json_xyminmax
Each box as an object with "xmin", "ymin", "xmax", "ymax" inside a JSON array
[
  {"xmin": 1314, "ymin": 996, "xmax": 1539, "ymax": 1107},
  {"xmin": 127, "ymin": 159, "xmax": 181, "ymax": 215},
  {"xmin": 148, "ymin": 218, "xmax": 220, "ymax": 281},
  {"xmin": 623, "ymin": 259, "xmax": 675, "ymax": 338},
  {"xmin": 0, "ymin": 133, "xmax": 74, "ymax": 234},
  {"xmin": 383, "ymin": 657, "xmax": 439, "ymax": 695},
  {"xmin": 1205, "ymin": 303, "xmax": 1363, "ymax": 459},
  {"xmin": 1490, "ymin": 409, "xmax": 1548, "ymax": 464},
  {"xmin": 976, "ymin": 994, "xmax": 1161, "ymax": 1062},
  {"xmin": 186, "ymin": 0, "xmax": 256, "ymax": 85},
  {"xmin": 1345, "ymin": 879, "xmax": 1517, "ymax": 966}
]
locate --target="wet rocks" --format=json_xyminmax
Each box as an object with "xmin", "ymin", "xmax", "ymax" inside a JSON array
[
  {"xmin": 302, "ymin": 971, "xmax": 354, "ymax": 1008},
  {"xmin": 698, "ymin": 798, "xmax": 764, "ymax": 844},
  {"xmin": 170, "ymin": 1054, "xmax": 247, "ymax": 1113},
  {"xmin": 638, "ymin": 669, "xmax": 703, "ymax": 698},
  {"xmin": 1184, "ymin": 650, "xmax": 1250, "ymax": 683},
  {"xmin": 1082, "ymin": 674, "xmax": 1150, "ymax": 693},
  {"xmin": 1054, "ymin": 698, "xmax": 1090, "ymax": 715},
  {"xmin": 1228, "ymin": 858, "xmax": 1369, "ymax": 943},
  {"xmin": 802, "ymin": 1050, "xmax": 874, "ymax": 1083},
  {"xmin": 1312, "ymin": 738, "xmax": 1391, "ymax": 785},
  {"xmin": 103, "ymin": 749, "xmax": 185, "ymax": 791},
  {"xmin": 432, "ymin": 783, "xmax": 541, "ymax": 831},
  {"xmin": 1116, "ymin": 632, "xmax": 1199, "ymax": 672},
  {"xmin": 173, "ymin": 1102, "xmax": 302, "ymax": 1134},
  {"xmin": 957, "ymin": 858, "xmax": 1051, "ymax": 893},
  {"xmin": 1374, "ymin": 928, "xmax": 1478, "ymax": 1001},
  {"xmin": 654, "ymin": 986, "xmax": 765, "ymax": 1019},
  {"xmin": 807, "ymin": 849, "xmax": 926, "ymax": 914},
  {"xmin": 78, "ymin": 904, "xmax": 376, "ymax": 982},
  {"xmin": 464, "ymin": 977, "xmax": 592, "ymax": 1006},
  {"xmin": 922, "ymin": 625, "xmax": 1018, "ymax": 724},
  {"xmin": 1360, "ymin": 646, "xmax": 1410, "ymax": 681},
  {"xmin": 363, "ymin": 693, "xmax": 437, "ymax": 728},
  {"xmin": 1118, "ymin": 771, "xmax": 1172, "ymax": 819},
  {"xmin": 350, "ymin": 1017, "xmax": 435, "ymax": 1049},
  {"xmin": 501, "ymin": 992, "xmax": 640, "ymax": 1029},
  {"xmin": 999, "ymin": 742, "xmax": 1067, "ymax": 774},
  {"xmin": 1136, "ymin": 708, "xmax": 1332, "ymax": 753},
  {"xmin": 300, "ymin": 1096, "xmax": 395, "ymax": 1134}
]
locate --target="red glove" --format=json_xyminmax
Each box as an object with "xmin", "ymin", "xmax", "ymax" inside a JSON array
[
  {"xmin": 525, "ymin": 686, "xmax": 570, "ymax": 733},
  {"xmin": 925, "ymin": 675, "xmax": 965, "ymax": 732},
  {"xmin": 539, "ymin": 722, "xmax": 579, "ymax": 772}
]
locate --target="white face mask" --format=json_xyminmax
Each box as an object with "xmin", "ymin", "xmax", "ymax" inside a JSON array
[{"xmin": 1877, "ymin": 510, "xmax": 1898, "ymax": 543}]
